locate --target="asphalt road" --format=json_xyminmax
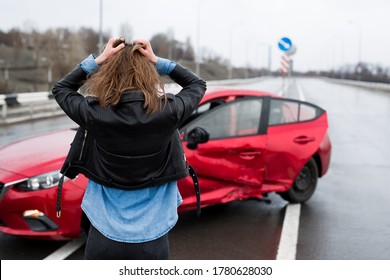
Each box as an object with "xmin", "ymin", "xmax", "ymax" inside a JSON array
[{"xmin": 1, "ymin": 77, "xmax": 390, "ymax": 260}]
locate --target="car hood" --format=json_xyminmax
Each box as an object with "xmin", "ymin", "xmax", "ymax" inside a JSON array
[{"xmin": 0, "ymin": 129, "xmax": 76, "ymax": 179}]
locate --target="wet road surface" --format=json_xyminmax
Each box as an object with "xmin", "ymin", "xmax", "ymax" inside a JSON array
[{"xmin": 1, "ymin": 77, "xmax": 390, "ymax": 260}]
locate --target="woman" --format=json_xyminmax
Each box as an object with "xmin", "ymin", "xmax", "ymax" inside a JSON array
[{"xmin": 52, "ymin": 38, "xmax": 206, "ymax": 259}]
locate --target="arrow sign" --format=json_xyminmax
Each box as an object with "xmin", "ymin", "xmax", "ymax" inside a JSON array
[{"xmin": 278, "ymin": 37, "xmax": 292, "ymax": 52}]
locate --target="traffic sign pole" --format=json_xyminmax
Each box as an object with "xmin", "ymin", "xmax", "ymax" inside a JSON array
[
  {"xmin": 278, "ymin": 37, "xmax": 292, "ymax": 52},
  {"xmin": 277, "ymin": 37, "xmax": 296, "ymax": 94}
]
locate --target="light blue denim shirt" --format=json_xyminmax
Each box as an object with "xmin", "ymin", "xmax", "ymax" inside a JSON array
[
  {"xmin": 80, "ymin": 53, "xmax": 181, "ymax": 243},
  {"xmin": 82, "ymin": 181, "xmax": 182, "ymax": 242},
  {"xmin": 79, "ymin": 54, "xmax": 176, "ymax": 76}
]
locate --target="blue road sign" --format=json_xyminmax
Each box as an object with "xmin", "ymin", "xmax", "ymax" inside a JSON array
[{"xmin": 278, "ymin": 37, "xmax": 292, "ymax": 52}]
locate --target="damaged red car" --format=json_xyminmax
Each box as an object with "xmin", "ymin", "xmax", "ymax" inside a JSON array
[{"xmin": 0, "ymin": 89, "xmax": 331, "ymax": 240}]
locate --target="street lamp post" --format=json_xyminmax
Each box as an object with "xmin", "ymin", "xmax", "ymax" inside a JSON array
[
  {"xmin": 348, "ymin": 20, "xmax": 362, "ymax": 64},
  {"xmin": 0, "ymin": 59, "xmax": 10, "ymax": 86},
  {"xmin": 244, "ymin": 39, "xmax": 271, "ymax": 78},
  {"xmin": 195, "ymin": 0, "xmax": 216, "ymax": 76},
  {"xmin": 98, "ymin": 0, "xmax": 103, "ymax": 53},
  {"xmin": 41, "ymin": 57, "xmax": 53, "ymax": 92},
  {"xmin": 47, "ymin": 63, "xmax": 53, "ymax": 92},
  {"xmin": 195, "ymin": 0, "xmax": 203, "ymax": 76},
  {"xmin": 258, "ymin": 42, "xmax": 272, "ymax": 75},
  {"xmin": 228, "ymin": 22, "xmax": 243, "ymax": 79},
  {"xmin": 333, "ymin": 35, "xmax": 345, "ymax": 70},
  {"xmin": 348, "ymin": 20, "xmax": 362, "ymax": 80}
]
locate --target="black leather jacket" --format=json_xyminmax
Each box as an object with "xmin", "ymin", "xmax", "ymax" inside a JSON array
[{"xmin": 52, "ymin": 63, "xmax": 206, "ymax": 190}]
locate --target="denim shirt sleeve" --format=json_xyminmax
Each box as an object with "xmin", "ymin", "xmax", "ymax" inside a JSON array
[
  {"xmin": 79, "ymin": 54, "xmax": 176, "ymax": 76},
  {"xmin": 155, "ymin": 57, "xmax": 176, "ymax": 75},
  {"xmin": 79, "ymin": 54, "xmax": 99, "ymax": 74}
]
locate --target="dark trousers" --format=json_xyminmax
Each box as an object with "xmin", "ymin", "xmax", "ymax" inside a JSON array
[{"xmin": 84, "ymin": 224, "xmax": 170, "ymax": 260}]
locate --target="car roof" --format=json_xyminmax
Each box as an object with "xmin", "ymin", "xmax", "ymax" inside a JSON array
[{"xmin": 202, "ymin": 88, "xmax": 279, "ymax": 103}]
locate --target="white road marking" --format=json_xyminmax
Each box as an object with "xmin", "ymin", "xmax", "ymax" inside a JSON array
[
  {"xmin": 43, "ymin": 234, "xmax": 86, "ymax": 260},
  {"xmin": 44, "ymin": 203, "xmax": 301, "ymax": 260},
  {"xmin": 276, "ymin": 79, "xmax": 304, "ymax": 260},
  {"xmin": 276, "ymin": 203, "xmax": 301, "ymax": 260}
]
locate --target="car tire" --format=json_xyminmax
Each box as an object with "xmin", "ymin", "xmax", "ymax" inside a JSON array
[{"xmin": 279, "ymin": 158, "xmax": 318, "ymax": 203}]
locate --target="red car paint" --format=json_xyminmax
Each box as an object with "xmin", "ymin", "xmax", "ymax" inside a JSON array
[{"xmin": 0, "ymin": 89, "xmax": 331, "ymax": 240}]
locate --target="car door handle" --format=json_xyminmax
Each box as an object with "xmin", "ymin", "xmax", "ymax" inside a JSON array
[
  {"xmin": 239, "ymin": 151, "xmax": 262, "ymax": 160},
  {"xmin": 293, "ymin": 136, "xmax": 316, "ymax": 144}
]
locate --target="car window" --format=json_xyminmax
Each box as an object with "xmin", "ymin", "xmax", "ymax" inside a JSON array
[
  {"xmin": 184, "ymin": 98, "xmax": 263, "ymax": 140},
  {"xmin": 299, "ymin": 103, "xmax": 318, "ymax": 121},
  {"xmin": 179, "ymin": 99, "xmax": 225, "ymax": 128},
  {"xmin": 269, "ymin": 99, "xmax": 323, "ymax": 125}
]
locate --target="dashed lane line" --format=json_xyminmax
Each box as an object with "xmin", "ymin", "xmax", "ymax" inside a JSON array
[
  {"xmin": 276, "ymin": 203, "xmax": 301, "ymax": 260},
  {"xmin": 43, "ymin": 234, "xmax": 87, "ymax": 260},
  {"xmin": 43, "ymin": 203, "xmax": 301, "ymax": 260}
]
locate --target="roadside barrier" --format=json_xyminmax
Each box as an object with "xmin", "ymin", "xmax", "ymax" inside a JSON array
[
  {"xmin": 325, "ymin": 78, "xmax": 390, "ymax": 92},
  {"xmin": 0, "ymin": 91, "xmax": 63, "ymax": 124}
]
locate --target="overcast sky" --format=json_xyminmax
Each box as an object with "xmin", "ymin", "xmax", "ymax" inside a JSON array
[{"xmin": 1, "ymin": 0, "xmax": 389, "ymax": 71}]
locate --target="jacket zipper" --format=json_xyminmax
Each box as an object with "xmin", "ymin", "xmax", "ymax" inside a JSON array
[{"xmin": 79, "ymin": 130, "xmax": 88, "ymax": 161}]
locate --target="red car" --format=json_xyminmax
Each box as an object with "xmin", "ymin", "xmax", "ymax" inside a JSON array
[{"xmin": 0, "ymin": 89, "xmax": 331, "ymax": 240}]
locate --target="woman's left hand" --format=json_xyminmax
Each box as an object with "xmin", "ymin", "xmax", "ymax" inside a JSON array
[{"xmin": 134, "ymin": 39, "xmax": 158, "ymax": 64}]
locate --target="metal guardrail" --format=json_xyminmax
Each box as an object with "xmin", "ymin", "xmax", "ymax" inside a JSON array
[
  {"xmin": 325, "ymin": 78, "xmax": 390, "ymax": 92},
  {"xmin": 0, "ymin": 91, "xmax": 64, "ymax": 125}
]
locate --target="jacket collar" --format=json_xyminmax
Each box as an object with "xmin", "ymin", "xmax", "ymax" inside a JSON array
[
  {"xmin": 121, "ymin": 91, "xmax": 145, "ymax": 102},
  {"xmin": 87, "ymin": 91, "xmax": 165, "ymax": 104}
]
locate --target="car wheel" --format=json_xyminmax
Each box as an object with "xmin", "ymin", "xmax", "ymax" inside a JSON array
[{"xmin": 279, "ymin": 158, "xmax": 318, "ymax": 203}]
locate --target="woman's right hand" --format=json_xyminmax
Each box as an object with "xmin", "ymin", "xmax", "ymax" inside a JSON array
[
  {"xmin": 133, "ymin": 39, "xmax": 158, "ymax": 64},
  {"xmin": 95, "ymin": 37, "xmax": 126, "ymax": 65}
]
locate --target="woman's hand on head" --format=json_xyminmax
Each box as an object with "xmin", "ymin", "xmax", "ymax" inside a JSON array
[
  {"xmin": 133, "ymin": 39, "xmax": 158, "ymax": 64},
  {"xmin": 95, "ymin": 37, "xmax": 126, "ymax": 65}
]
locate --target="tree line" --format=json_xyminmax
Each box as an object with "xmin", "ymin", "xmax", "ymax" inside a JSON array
[{"xmin": 0, "ymin": 26, "xmax": 208, "ymax": 93}]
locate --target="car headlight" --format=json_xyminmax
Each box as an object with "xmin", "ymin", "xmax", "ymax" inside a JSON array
[{"xmin": 15, "ymin": 171, "xmax": 62, "ymax": 191}]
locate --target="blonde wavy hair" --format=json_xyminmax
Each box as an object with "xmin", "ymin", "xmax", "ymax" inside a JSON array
[{"xmin": 86, "ymin": 43, "xmax": 166, "ymax": 114}]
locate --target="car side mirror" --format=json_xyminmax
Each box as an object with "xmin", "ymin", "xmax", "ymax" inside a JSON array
[{"xmin": 186, "ymin": 127, "xmax": 210, "ymax": 150}]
